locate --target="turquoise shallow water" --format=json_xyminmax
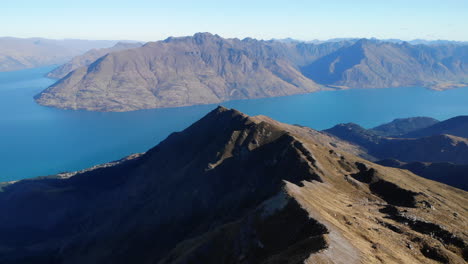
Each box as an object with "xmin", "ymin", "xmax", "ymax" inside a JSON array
[{"xmin": 1, "ymin": 66, "xmax": 468, "ymax": 181}]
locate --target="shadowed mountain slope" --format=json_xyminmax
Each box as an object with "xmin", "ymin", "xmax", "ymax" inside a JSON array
[
  {"xmin": 377, "ymin": 159, "xmax": 468, "ymax": 191},
  {"xmin": 403, "ymin": 116, "xmax": 468, "ymax": 138},
  {"xmin": 46, "ymin": 42, "xmax": 143, "ymax": 79},
  {"xmin": 324, "ymin": 120, "xmax": 468, "ymax": 165},
  {"xmin": 0, "ymin": 107, "xmax": 466, "ymax": 263},
  {"xmin": 371, "ymin": 117, "xmax": 440, "ymax": 137}
]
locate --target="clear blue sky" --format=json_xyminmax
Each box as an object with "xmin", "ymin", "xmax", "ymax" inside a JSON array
[{"xmin": 2, "ymin": 0, "xmax": 467, "ymax": 41}]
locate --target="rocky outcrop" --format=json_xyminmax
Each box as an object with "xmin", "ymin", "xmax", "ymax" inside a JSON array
[{"xmin": 0, "ymin": 107, "xmax": 466, "ymax": 263}]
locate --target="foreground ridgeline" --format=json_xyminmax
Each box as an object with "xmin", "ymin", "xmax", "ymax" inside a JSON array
[
  {"xmin": 35, "ymin": 33, "xmax": 468, "ymax": 112},
  {"xmin": 0, "ymin": 107, "xmax": 466, "ymax": 263}
]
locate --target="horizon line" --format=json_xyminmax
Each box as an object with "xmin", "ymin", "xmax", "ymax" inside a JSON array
[{"xmin": 1, "ymin": 33, "xmax": 467, "ymax": 44}]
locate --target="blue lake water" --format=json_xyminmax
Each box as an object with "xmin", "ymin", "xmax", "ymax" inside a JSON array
[{"xmin": 1, "ymin": 66, "xmax": 468, "ymax": 181}]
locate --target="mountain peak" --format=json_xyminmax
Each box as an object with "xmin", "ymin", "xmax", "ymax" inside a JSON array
[
  {"xmin": 193, "ymin": 32, "xmax": 218, "ymax": 38},
  {"xmin": 1, "ymin": 107, "xmax": 467, "ymax": 263},
  {"xmin": 192, "ymin": 32, "xmax": 222, "ymax": 44},
  {"xmin": 203, "ymin": 105, "xmax": 246, "ymax": 121}
]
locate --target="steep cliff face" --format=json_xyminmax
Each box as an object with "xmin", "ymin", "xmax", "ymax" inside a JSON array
[
  {"xmin": 35, "ymin": 33, "xmax": 323, "ymax": 112},
  {"xmin": 46, "ymin": 42, "xmax": 143, "ymax": 79},
  {"xmin": 0, "ymin": 107, "xmax": 466, "ymax": 263}
]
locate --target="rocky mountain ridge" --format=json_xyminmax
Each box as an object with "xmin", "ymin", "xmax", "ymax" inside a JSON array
[{"xmin": 0, "ymin": 107, "xmax": 466, "ymax": 263}]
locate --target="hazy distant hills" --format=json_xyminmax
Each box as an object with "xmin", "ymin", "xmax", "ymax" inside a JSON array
[
  {"xmin": 34, "ymin": 33, "xmax": 468, "ymax": 112},
  {"xmin": 1, "ymin": 107, "xmax": 466, "ymax": 263},
  {"xmin": 46, "ymin": 42, "xmax": 143, "ymax": 79},
  {"xmin": 0, "ymin": 37, "xmax": 123, "ymax": 72},
  {"xmin": 302, "ymin": 39, "xmax": 468, "ymax": 89},
  {"xmin": 271, "ymin": 37, "xmax": 468, "ymax": 46}
]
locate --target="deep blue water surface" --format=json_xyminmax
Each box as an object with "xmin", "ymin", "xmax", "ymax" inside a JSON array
[{"xmin": 1, "ymin": 66, "xmax": 468, "ymax": 181}]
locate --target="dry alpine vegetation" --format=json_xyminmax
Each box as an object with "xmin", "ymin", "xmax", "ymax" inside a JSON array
[
  {"xmin": 35, "ymin": 33, "xmax": 468, "ymax": 112},
  {"xmin": 0, "ymin": 106, "xmax": 466, "ymax": 263}
]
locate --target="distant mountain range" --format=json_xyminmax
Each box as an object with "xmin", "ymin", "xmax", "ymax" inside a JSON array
[
  {"xmin": 33, "ymin": 33, "xmax": 468, "ymax": 112},
  {"xmin": 403, "ymin": 116, "xmax": 468, "ymax": 138},
  {"xmin": 271, "ymin": 37, "xmax": 468, "ymax": 46},
  {"xmin": 301, "ymin": 39, "xmax": 468, "ymax": 89},
  {"xmin": 0, "ymin": 37, "xmax": 128, "ymax": 72},
  {"xmin": 324, "ymin": 115, "xmax": 468, "ymax": 190},
  {"xmin": 324, "ymin": 115, "xmax": 468, "ymax": 164},
  {"xmin": 325, "ymin": 123, "xmax": 468, "ymax": 164},
  {"xmin": 0, "ymin": 107, "xmax": 466, "ymax": 263}
]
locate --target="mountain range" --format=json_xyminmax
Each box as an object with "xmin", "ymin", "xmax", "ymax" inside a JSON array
[
  {"xmin": 301, "ymin": 39, "xmax": 468, "ymax": 89},
  {"xmin": 0, "ymin": 107, "xmax": 466, "ymax": 263},
  {"xmin": 34, "ymin": 33, "xmax": 468, "ymax": 112},
  {"xmin": 272, "ymin": 38, "xmax": 468, "ymax": 46},
  {"xmin": 403, "ymin": 116, "xmax": 468, "ymax": 139},
  {"xmin": 35, "ymin": 33, "xmax": 340, "ymax": 112},
  {"xmin": 0, "ymin": 37, "xmax": 124, "ymax": 72},
  {"xmin": 324, "ymin": 115, "xmax": 468, "ymax": 190}
]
